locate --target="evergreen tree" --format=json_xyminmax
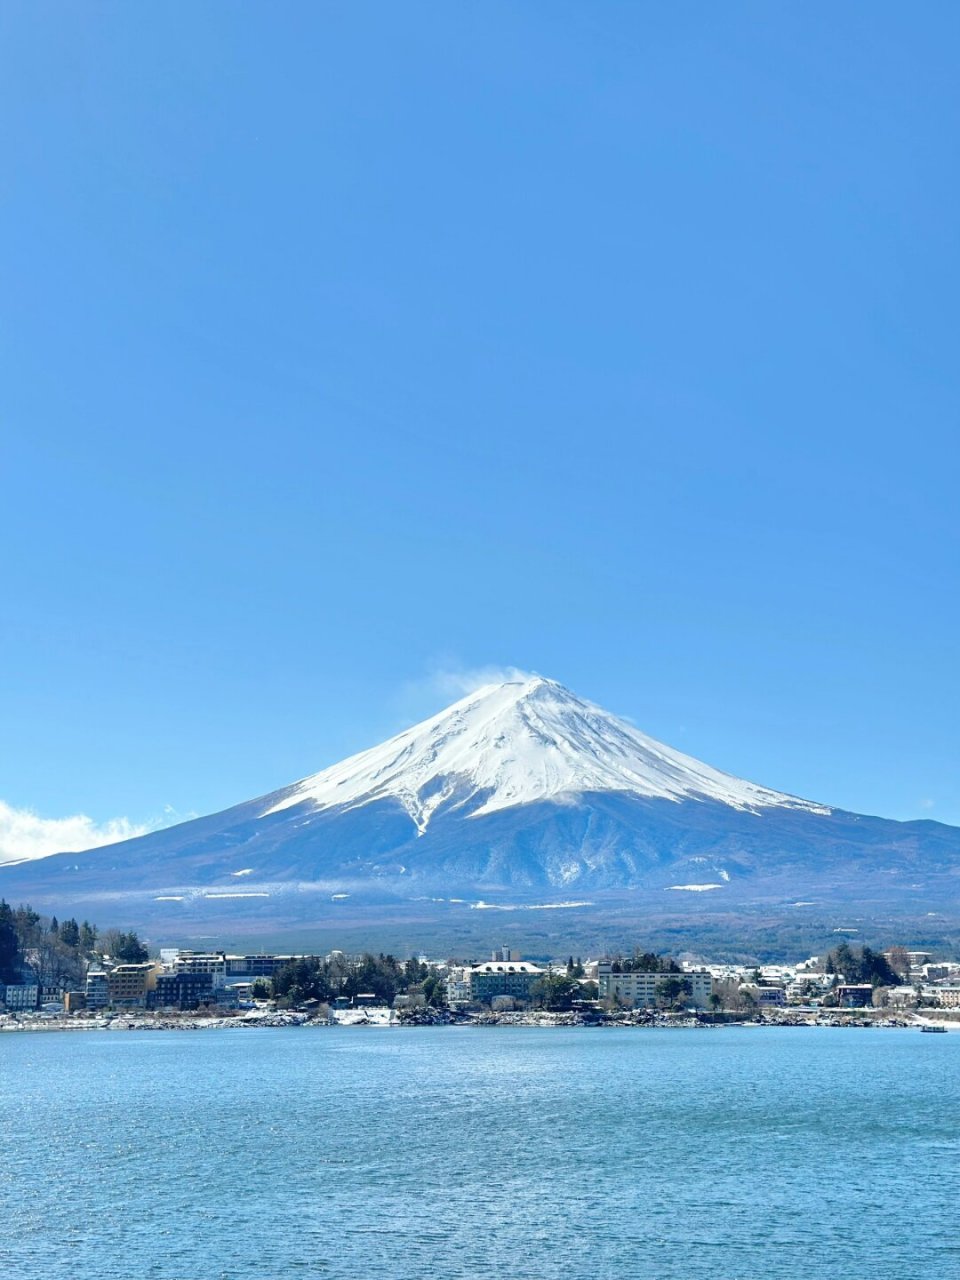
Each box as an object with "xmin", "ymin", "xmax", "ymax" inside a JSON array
[
  {"xmin": 823, "ymin": 943, "xmax": 899, "ymax": 988},
  {"xmin": 655, "ymin": 976, "xmax": 693, "ymax": 1009},
  {"xmin": 832, "ymin": 942, "xmax": 856, "ymax": 980},
  {"xmin": 0, "ymin": 900, "xmax": 20, "ymax": 983},
  {"xmin": 110, "ymin": 931, "xmax": 148, "ymax": 963},
  {"xmin": 531, "ymin": 972, "xmax": 579, "ymax": 1011},
  {"xmin": 59, "ymin": 919, "xmax": 80, "ymax": 949},
  {"xmin": 421, "ymin": 974, "xmax": 447, "ymax": 1007}
]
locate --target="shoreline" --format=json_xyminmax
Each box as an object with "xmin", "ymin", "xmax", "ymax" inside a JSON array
[{"xmin": 3, "ymin": 1008, "xmax": 957, "ymax": 1034}]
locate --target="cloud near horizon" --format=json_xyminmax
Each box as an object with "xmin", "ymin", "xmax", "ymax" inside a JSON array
[{"xmin": 0, "ymin": 800, "xmax": 159, "ymax": 866}]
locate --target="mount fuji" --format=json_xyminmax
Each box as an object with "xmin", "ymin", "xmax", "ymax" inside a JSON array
[{"xmin": 3, "ymin": 675, "xmax": 959, "ymax": 943}]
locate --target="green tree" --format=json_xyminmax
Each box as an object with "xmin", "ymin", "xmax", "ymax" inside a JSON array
[
  {"xmin": 832, "ymin": 942, "xmax": 856, "ymax": 981},
  {"xmin": 13, "ymin": 906, "xmax": 41, "ymax": 948},
  {"xmin": 115, "ymin": 931, "xmax": 149, "ymax": 962},
  {"xmin": 824, "ymin": 943, "xmax": 900, "ymax": 988},
  {"xmin": 531, "ymin": 972, "xmax": 579, "ymax": 1011},
  {"xmin": 859, "ymin": 946, "xmax": 900, "ymax": 988},
  {"xmin": 273, "ymin": 958, "xmax": 333, "ymax": 1005},
  {"xmin": 421, "ymin": 974, "xmax": 447, "ymax": 1007},
  {"xmin": 345, "ymin": 953, "xmax": 399, "ymax": 1004},
  {"xmin": 59, "ymin": 919, "xmax": 80, "ymax": 949},
  {"xmin": 0, "ymin": 900, "xmax": 19, "ymax": 983},
  {"xmin": 619, "ymin": 951, "xmax": 682, "ymax": 974},
  {"xmin": 98, "ymin": 928, "xmax": 148, "ymax": 962},
  {"xmin": 655, "ymin": 977, "xmax": 693, "ymax": 1010}
]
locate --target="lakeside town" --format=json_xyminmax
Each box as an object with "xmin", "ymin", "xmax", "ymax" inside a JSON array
[{"xmin": 2, "ymin": 901, "xmax": 959, "ymax": 1032}]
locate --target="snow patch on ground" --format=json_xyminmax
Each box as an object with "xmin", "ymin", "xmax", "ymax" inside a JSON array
[
  {"xmin": 667, "ymin": 883, "xmax": 725, "ymax": 892},
  {"xmin": 330, "ymin": 1007, "xmax": 394, "ymax": 1026},
  {"xmin": 470, "ymin": 899, "xmax": 594, "ymax": 911},
  {"xmin": 202, "ymin": 892, "xmax": 270, "ymax": 899}
]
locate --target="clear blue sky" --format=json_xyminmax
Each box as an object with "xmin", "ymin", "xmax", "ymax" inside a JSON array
[{"xmin": 1, "ymin": 3, "xmax": 958, "ymax": 847}]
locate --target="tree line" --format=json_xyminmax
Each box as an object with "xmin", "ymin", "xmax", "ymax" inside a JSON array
[
  {"xmin": 268, "ymin": 953, "xmax": 447, "ymax": 1008},
  {"xmin": 824, "ymin": 943, "xmax": 900, "ymax": 988},
  {"xmin": 0, "ymin": 900, "xmax": 148, "ymax": 991},
  {"xmin": 607, "ymin": 950, "xmax": 682, "ymax": 975}
]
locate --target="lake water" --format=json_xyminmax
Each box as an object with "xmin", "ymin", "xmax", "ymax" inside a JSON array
[{"xmin": 2, "ymin": 1025, "xmax": 958, "ymax": 1279}]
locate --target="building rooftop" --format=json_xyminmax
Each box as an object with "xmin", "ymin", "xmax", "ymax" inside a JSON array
[{"xmin": 470, "ymin": 961, "xmax": 544, "ymax": 975}]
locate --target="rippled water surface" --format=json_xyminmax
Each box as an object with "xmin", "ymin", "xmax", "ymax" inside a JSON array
[{"xmin": 2, "ymin": 1026, "xmax": 958, "ymax": 1279}]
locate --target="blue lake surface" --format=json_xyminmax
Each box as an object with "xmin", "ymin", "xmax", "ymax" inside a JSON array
[{"xmin": 2, "ymin": 1025, "xmax": 958, "ymax": 1279}]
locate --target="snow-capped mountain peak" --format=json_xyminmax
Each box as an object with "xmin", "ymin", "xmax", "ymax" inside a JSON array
[{"xmin": 263, "ymin": 674, "xmax": 829, "ymax": 831}]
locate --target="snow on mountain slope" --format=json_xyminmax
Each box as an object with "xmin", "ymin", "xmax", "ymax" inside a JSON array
[{"xmin": 264, "ymin": 675, "xmax": 830, "ymax": 832}]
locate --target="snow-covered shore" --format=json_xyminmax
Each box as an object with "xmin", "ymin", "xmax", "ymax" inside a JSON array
[{"xmin": 4, "ymin": 1005, "xmax": 955, "ymax": 1033}]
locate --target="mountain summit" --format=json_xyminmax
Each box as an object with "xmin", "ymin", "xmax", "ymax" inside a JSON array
[
  {"xmin": 264, "ymin": 675, "xmax": 828, "ymax": 830},
  {"xmin": 2, "ymin": 674, "xmax": 958, "ymax": 939}
]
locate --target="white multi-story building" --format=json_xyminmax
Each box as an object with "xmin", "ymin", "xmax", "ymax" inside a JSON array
[
  {"xmin": 172, "ymin": 951, "xmax": 227, "ymax": 990},
  {"xmin": 445, "ymin": 967, "xmax": 473, "ymax": 1007},
  {"xmin": 1, "ymin": 983, "xmax": 39, "ymax": 1011},
  {"xmin": 469, "ymin": 960, "xmax": 544, "ymax": 1004},
  {"xmin": 224, "ymin": 954, "xmax": 292, "ymax": 979},
  {"xmin": 597, "ymin": 964, "xmax": 713, "ymax": 1008},
  {"xmin": 85, "ymin": 969, "xmax": 110, "ymax": 1010},
  {"xmin": 924, "ymin": 984, "xmax": 960, "ymax": 1009}
]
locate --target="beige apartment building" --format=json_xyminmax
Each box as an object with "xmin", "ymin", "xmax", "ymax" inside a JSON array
[{"xmin": 597, "ymin": 964, "xmax": 713, "ymax": 1008}]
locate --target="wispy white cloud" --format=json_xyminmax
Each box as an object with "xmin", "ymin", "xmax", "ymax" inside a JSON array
[
  {"xmin": 392, "ymin": 661, "xmax": 535, "ymax": 726},
  {"xmin": 919, "ymin": 798, "xmax": 935, "ymax": 811},
  {"xmin": 0, "ymin": 801, "xmax": 164, "ymax": 866},
  {"xmin": 422, "ymin": 663, "xmax": 534, "ymax": 699}
]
